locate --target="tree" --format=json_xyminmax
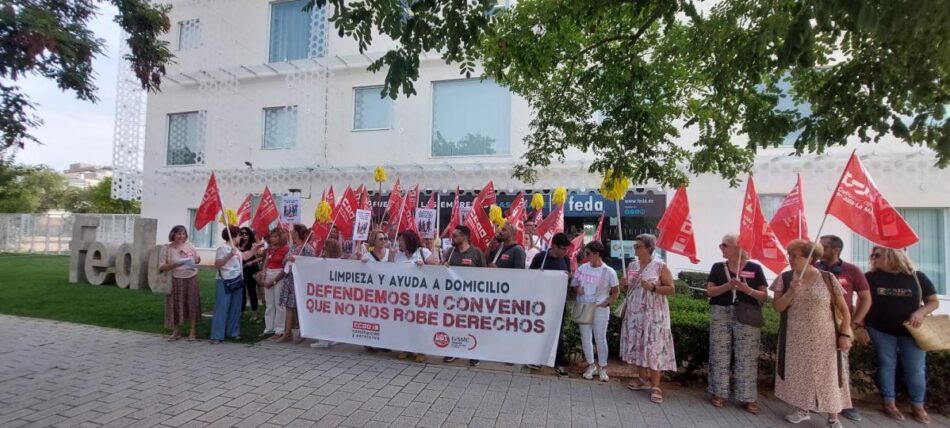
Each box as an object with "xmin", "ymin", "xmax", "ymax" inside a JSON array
[
  {"xmin": 310, "ymin": 0, "xmax": 949, "ymax": 187},
  {"xmin": 64, "ymin": 177, "xmax": 140, "ymax": 214},
  {"xmin": 431, "ymin": 131, "xmax": 497, "ymax": 157},
  {"xmin": 0, "ymin": 0, "xmax": 171, "ymax": 154},
  {"xmin": 0, "ymin": 162, "xmax": 68, "ymax": 212}
]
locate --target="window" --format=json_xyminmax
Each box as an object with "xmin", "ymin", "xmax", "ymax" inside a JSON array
[
  {"xmin": 774, "ymin": 76, "xmax": 812, "ymax": 146},
  {"xmin": 188, "ymin": 209, "xmax": 217, "ymax": 248},
  {"xmin": 759, "ymin": 194, "xmax": 786, "ymax": 222},
  {"xmin": 262, "ymin": 106, "xmax": 298, "ymax": 149},
  {"xmin": 851, "ymin": 208, "xmax": 947, "ymax": 295},
  {"xmin": 431, "ymin": 79, "xmax": 511, "ymax": 157},
  {"xmin": 353, "ymin": 87, "xmax": 393, "ymax": 130},
  {"xmin": 166, "ymin": 112, "xmax": 204, "ymax": 166},
  {"xmin": 268, "ymin": 0, "xmax": 326, "ymax": 62},
  {"xmin": 178, "ymin": 19, "xmax": 201, "ymax": 50}
]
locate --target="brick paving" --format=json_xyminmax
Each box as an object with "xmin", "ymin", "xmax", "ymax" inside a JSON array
[{"xmin": 0, "ymin": 314, "xmax": 943, "ymax": 427}]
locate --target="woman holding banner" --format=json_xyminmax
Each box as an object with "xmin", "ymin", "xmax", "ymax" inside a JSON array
[
  {"xmin": 275, "ymin": 224, "xmax": 314, "ymax": 343},
  {"xmin": 358, "ymin": 229, "xmax": 391, "ymax": 354},
  {"xmin": 261, "ymin": 228, "xmax": 289, "ymax": 339},
  {"xmin": 865, "ymin": 247, "xmax": 938, "ymax": 424},
  {"xmin": 771, "ymin": 240, "xmax": 852, "ymax": 428},
  {"xmin": 572, "ymin": 240, "xmax": 619, "ymax": 383},
  {"xmin": 705, "ymin": 234, "xmax": 768, "ymax": 414},
  {"xmin": 619, "ymin": 234, "xmax": 676, "ymax": 404},
  {"xmin": 391, "ymin": 230, "xmax": 434, "ymax": 363}
]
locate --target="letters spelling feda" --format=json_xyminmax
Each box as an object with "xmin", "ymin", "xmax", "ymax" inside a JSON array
[
  {"xmin": 328, "ymin": 270, "xmax": 511, "ymax": 294},
  {"xmin": 68, "ymin": 216, "xmax": 168, "ymax": 292}
]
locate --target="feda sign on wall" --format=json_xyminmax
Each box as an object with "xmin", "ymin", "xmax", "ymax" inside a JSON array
[{"xmin": 69, "ymin": 215, "xmax": 169, "ymax": 293}]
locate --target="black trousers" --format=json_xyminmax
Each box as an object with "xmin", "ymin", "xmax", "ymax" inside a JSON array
[{"xmin": 241, "ymin": 267, "xmax": 258, "ymax": 312}]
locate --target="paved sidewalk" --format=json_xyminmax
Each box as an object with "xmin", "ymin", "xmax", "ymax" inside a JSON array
[{"xmin": 0, "ymin": 315, "xmax": 943, "ymax": 427}]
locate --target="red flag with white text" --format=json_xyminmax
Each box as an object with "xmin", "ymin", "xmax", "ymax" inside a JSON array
[
  {"xmin": 826, "ymin": 153, "xmax": 918, "ymax": 249},
  {"xmin": 397, "ymin": 185, "xmax": 419, "ymax": 234},
  {"xmin": 441, "ymin": 188, "xmax": 461, "ymax": 238},
  {"xmin": 463, "ymin": 184, "xmax": 496, "ymax": 250},
  {"xmin": 332, "ymin": 186, "xmax": 358, "ymax": 240},
  {"xmin": 535, "ymin": 204, "xmax": 564, "ymax": 245},
  {"xmin": 506, "ymin": 192, "xmax": 526, "ymax": 245},
  {"xmin": 385, "ymin": 178, "xmax": 403, "ymax": 227},
  {"xmin": 194, "ymin": 172, "xmax": 223, "ymax": 231},
  {"xmin": 235, "ymin": 194, "xmax": 252, "ymax": 227},
  {"xmin": 477, "ymin": 181, "xmax": 496, "ymax": 207},
  {"xmin": 425, "ymin": 191, "xmax": 436, "ymax": 209},
  {"xmin": 656, "ymin": 187, "xmax": 700, "ymax": 264},
  {"xmin": 738, "ymin": 177, "xmax": 788, "ymax": 274},
  {"xmin": 769, "ymin": 174, "xmax": 809, "ymax": 248},
  {"xmin": 251, "ymin": 186, "xmax": 279, "ymax": 238},
  {"xmin": 357, "ymin": 185, "xmax": 371, "ymax": 211}
]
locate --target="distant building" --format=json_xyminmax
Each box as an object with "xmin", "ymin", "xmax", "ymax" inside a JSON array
[{"xmin": 63, "ymin": 163, "xmax": 113, "ymax": 189}]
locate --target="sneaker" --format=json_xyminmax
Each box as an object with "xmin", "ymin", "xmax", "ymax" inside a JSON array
[
  {"xmin": 443, "ymin": 356, "xmax": 457, "ymax": 363},
  {"xmin": 582, "ymin": 365, "xmax": 598, "ymax": 380},
  {"xmin": 598, "ymin": 367, "xmax": 609, "ymax": 382},
  {"xmin": 785, "ymin": 409, "xmax": 811, "ymax": 424},
  {"xmin": 469, "ymin": 359, "xmax": 480, "ymax": 367},
  {"xmin": 840, "ymin": 408, "xmax": 862, "ymax": 421},
  {"xmin": 524, "ymin": 364, "xmax": 542, "ymax": 370},
  {"xmin": 414, "ymin": 354, "xmax": 427, "ymax": 363},
  {"xmin": 555, "ymin": 366, "xmax": 568, "ymax": 377},
  {"xmin": 826, "ymin": 419, "xmax": 842, "ymax": 428}
]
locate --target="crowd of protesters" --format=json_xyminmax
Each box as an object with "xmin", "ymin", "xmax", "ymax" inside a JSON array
[{"xmin": 159, "ymin": 223, "xmax": 939, "ymax": 425}]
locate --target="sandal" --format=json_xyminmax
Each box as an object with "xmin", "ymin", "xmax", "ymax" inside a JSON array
[
  {"xmin": 912, "ymin": 406, "xmax": 931, "ymax": 425},
  {"xmin": 650, "ymin": 387, "xmax": 664, "ymax": 404},
  {"xmin": 710, "ymin": 396, "xmax": 725, "ymax": 408},
  {"xmin": 167, "ymin": 334, "xmax": 181, "ymax": 342},
  {"xmin": 626, "ymin": 378, "xmax": 649, "ymax": 391},
  {"xmin": 187, "ymin": 335, "xmax": 198, "ymax": 342},
  {"xmin": 744, "ymin": 402, "xmax": 759, "ymax": 415},
  {"xmin": 883, "ymin": 405, "xmax": 905, "ymax": 421}
]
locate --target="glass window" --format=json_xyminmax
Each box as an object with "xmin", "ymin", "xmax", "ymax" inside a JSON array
[
  {"xmin": 178, "ymin": 19, "xmax": 201, "ymax": 51},
  {"xmin": 188, "ymin": 209, "xmax": 217, "ymax": 248},
  {"xmin": 269, "ymin": 0, "xmax": 326, "ymax": 62},
  {"xmin": 262, "ymin": 106, "xmax": 298, "ymax": 150},
  {"xmin": 353, "ymin": 87, "xmax": 393, "ymax": 130},
  {"xmin": 774, "ymin": 76, "xmax": 812, "ymax": 146},
  {"xmin": 851, "ymin": 208, "xmax": 947, "ymax": 295},
  {"xmin": 431, "ymin": 79, "xmax": 511, "ymax": 157},
  {"xmin": 166, "ymin": 112, "xmax": 203, "ymax": 166}
]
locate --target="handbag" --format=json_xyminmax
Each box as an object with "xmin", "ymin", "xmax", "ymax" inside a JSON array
[
  {"xmin": 218, "ymin": 249, "xmax": 244, "ymax": 294},
  {"xmin": 904, "ymin": 271, "xmax": 950, "ymax": 351},
  {"xmin": 613, "ymin": 260, "xmax": 652, "ymax": 319},
  {"xmin": 572, "ymin": 266, "xmax": 609, "ymax": 324},
  {"xmin": 727, "ymin": 264, "xmax": 763, "ymax": 328}
]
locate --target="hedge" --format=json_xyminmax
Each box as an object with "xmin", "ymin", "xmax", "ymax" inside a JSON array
[{"xmin": 560, "ymin": 283, "xmax": 950, "ymax": 415}]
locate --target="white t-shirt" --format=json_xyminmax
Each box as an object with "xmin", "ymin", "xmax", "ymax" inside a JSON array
[
  {"xmin": 360, "ymin": 245, "xmax": 390, "ymax": 263},
  {"xmin": 572, "ymin": 263, "xmax": 618, "ymax": 304},
  {"xmin": 215, "ymin": 245, "xmax": 243, "ymax": 280},
  {"xmin": 393, "ymin": 248, "xmax": 432, "ymax": 264}
]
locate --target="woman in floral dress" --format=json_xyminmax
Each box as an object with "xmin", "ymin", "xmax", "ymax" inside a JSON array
[
  {"xmin": 619, "ymin": 234, "xmax": 677, "ymax": 404},
  {"xmin": 275, "ymin": 224, "xmax": 314, "ymax": 343}
]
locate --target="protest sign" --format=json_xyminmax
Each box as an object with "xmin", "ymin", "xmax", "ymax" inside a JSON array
[
  {"xmin": 416, "ymin": 208, "xmax": 437, "ymax": 239},
  {"xmin": 292, "ymin": 258, "xmax": 567, "ymax": 365},
  {"xmin": 353, "ymin": 209, "xmax": 372, "ymax": 241},
  {"xmin": 281, "ymin": 195, "xmax": 302, "ymax": 224}
]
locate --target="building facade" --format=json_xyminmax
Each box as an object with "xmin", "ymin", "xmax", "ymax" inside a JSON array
[
  {"xmin": 64, "ymin": 163, "xmax": 113, "ymax": 189},
  {"xmin": 129, "ymin": 0, "xmax": 950, "ymax": 312}
]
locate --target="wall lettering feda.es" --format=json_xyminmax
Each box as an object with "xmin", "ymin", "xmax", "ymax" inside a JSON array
[{"xmin": 69, "ymin": 216, "xmax": 171, "ymax": 293}]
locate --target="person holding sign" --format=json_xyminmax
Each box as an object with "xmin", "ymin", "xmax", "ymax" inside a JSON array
[
  {"xmin": 619, "ymin": 234, "xmax": 676, "ymax": 404},
  {"xmin": 357, "ymin": 229, "xmax": 392, "ymax": 354},
  {"xmin": 704, "ymin": 234, "xmax": 768, "ymax": 414},
  {"xmin": 572, "ymin": 240, "xmax": 619, "ymax": 382},
  {"xmin": 275, "ymin": 224, "xmax": 314, "ymax": 343},
  {"xmin": 529, "ymin": 232, "xmax": 573, "ymax": 376},
  {"xmin": 391, "ymin": 230, "xmax": 434, "ymax": 363},
  {"xmin": 159, "ymin": 225, "xmax": 202, "ymax": 342},
  {"xmin": 442, "ymin": 225, "xmax": 486, "ymax": 366}
]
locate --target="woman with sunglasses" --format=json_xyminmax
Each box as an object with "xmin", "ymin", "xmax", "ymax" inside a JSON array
[
  {"xmin": 705, "ymin": 234, "xmax": 768, "ymax": 414},
  {"xmin": 619, "ymin": 234, "xmax": 676, "ymax": 404},
  {"xmin": 238, "ymin": 227, "xmax": 262, "ymax": 322},
  {"xmin": 865, "ymin": 247, "xmax": 939, "ymax": 424},
  {"xmin": 771, "ymin": 240, "xmax": 853, "ymax": 428},
  {"xmin": 357, "ymin": 228, "xmax": 391, "ymax": 354},
  {"xmin": 159, "ymin": 225, "xmax": 202, "ymax": 341}
]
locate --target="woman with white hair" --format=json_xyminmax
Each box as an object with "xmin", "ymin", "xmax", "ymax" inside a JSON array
[{"xmin": 705, "ymin": 234, "xmax": 768, "ymax": 414}]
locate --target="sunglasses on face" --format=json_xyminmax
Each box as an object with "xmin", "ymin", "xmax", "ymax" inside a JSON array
[
  {"xmin": 870, "ymin": 252, "xmax": 883, "ymax": 259},
  {"xmin": 719, "ymin": 243, "xmax": 729, "ymax": 249},
  {"xmin": 634, "ymin": 244, "xmax": 644, "ymax": 249}
]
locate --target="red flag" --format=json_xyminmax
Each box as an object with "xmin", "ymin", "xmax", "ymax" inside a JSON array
[
  {"xmin": 251, "ymin": 186, "xmax": 279, "ymax": 238},
  {"xmin": 194, "ymin": 172, "xmax": 223, "ymax": 231},
  {"xmin": 425, "ymin": 191, "xmax": 436, "ymax": 209},
  {"xmin": 396, "ymin": 185, "xmax": 419, "ymax": 234},
  {"xmin": 568, "ymin": 233, "xmax": 585, "ymax": 273},
  {"xmin": 656, "ymin": 187, "xmax": 700, "ymax": 264},
  {"xmin": 479, "ymin": 181, "xmax": 496, "ymax": 207},
  {"xmin": 357, "ymin": 185, "xmax": 371, "ymax": 211},
  {"xmin": 738, "ymin": 177, "xmax": 788, "ymax": 274},
  {"xmin": 592, "ymin": 213, "xmax": 605, "ymax": 241},
  {"xmin": 235, "ymin": 194, "xmax": 252, "ymax": 227},
  {"xmin": 326, "ymin": 186, "xmax": 336, "ymax": 214},
  {"xmin": 463, "ymin": 202, "xmax": 495, "ymax": 250},
  {"xmin": 531, "ymin": 208, "xmax": 544, "ymax": 224},
  {"xmin": 826, "ymin": 153, "xmax": 918, "ymax": 248},
  {"xmin": 769, "ymin": 174, "xmax": 809, "ymax": 248},
  {"xmin": 535, "ymin": 204, "xmax": 564, "ymax": 245},
  {"xmin": 332, "ymin": 186, "xmax": 358, "ymax": 240},
  {"xmin": 441, "ymin": 187, "xmax": 461, "ymax": 238},
  {"xmin": 385, "ymin": 178, "xmax": 403, "ymax": 227},
  {"xmin": 506, "ymin": 192, "xmax": 526, "ymax": 244}
]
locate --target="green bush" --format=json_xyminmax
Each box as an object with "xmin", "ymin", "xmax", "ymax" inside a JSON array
[{"xmin": 676, "ymin": 271, "xmax": 709, "ymax": 298}]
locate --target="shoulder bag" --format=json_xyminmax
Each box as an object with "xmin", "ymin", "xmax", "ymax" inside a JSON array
[
  {"xmin": 904, "ymin": 271, "xmax": 950, "ymax": 351},
  {"xmin": 572, "ymin": 267, "xmax": 610, "ymax": 325},
  {"xmin": 218, "ymin": 248, "xmax": 244, "ymax": 294},
  {"xmin": 731, "ymin": 263, "xmax": 764, "ymax": 328},
  {"xmin": 613, "ymin": 261, "xmax": 651, "ymax": 319}
]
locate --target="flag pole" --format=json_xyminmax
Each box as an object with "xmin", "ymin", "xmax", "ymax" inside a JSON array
[
  {"xmin": 214, "ymin": 171, "xmax": 243, "ymax": 280},
  {"xmin": 615, "ymin": 200, "xmax": 626, "ymax": 275},
  {"xmin": 795, "ymin": 152, "xmax": 855, "ymax": 280}
]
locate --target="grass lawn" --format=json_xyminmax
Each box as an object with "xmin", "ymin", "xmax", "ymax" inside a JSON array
[{"xmin": 0, "ymin": 253, "xmax": 261, "ymax": 343}]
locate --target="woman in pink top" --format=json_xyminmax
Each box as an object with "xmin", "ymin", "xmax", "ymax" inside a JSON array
[{"xmin": 159, "ymin": 225, "xmax": 202, "ymax": 341}]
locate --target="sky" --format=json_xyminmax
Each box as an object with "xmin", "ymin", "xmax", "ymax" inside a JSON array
[{"xmin": 13, "ymin": 4, "xmax": 121, "ymax": 172}]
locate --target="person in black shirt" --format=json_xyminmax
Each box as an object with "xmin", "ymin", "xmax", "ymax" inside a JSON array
[
  {"xmin": 704, "ymin": 234, "xmax": 768, "ymax": 414},
  {"xmin": 864, "ymin": 246, "xmax": 939, "ymax": 424},
  {"xmin": 489, "ymin": 223, "xmax": 526, "ymax": 269},
  {"xmin": 529, "ymin": 232, "xmax": 573, "ymax": 376}
]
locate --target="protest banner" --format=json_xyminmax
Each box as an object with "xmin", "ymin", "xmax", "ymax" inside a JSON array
[
  {"xmin": 280, "ymin": 195, "xmax": 302, "ymax": 225},
  {"xmin": 416, "ymin": 208, "xmax": 437, "ymax": 239},
  {"xmin": 353, "ymin": 209, "xmax": 372, "ymax": 241},
  {"xmin": 292, "ymin": 258, "xmax": 568, "ymax": 365}
]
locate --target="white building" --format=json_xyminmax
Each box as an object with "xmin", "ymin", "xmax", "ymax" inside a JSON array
[
  {"xmin": 124, "ymin": 0, "xmax": 949, "ymax": 313},
  {"xmin": 63, "ymin": 163, "xmax": 113, "ymax": 189}
]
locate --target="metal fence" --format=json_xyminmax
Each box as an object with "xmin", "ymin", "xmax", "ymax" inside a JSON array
[{"xmin": 0, "ymin": 213, "xmax": 139, "ymax": 254}]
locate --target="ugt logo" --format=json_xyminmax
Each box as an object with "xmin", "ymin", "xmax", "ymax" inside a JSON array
[{"xmin": 433, "ymin": 332, "xmax": 450, "ymax": 348}]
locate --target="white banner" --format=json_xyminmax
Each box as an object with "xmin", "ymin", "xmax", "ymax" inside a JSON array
[
  {"xmin": 353, "ymin": 209, "xmax": 372, "ymax": 241},
  {"xmin": 415, "ymin": 208, "xmax": 437, "ymax": 239},
  {"xmin": 292, "ymin": 258, "xmax": 568, "ymax": 365}
]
